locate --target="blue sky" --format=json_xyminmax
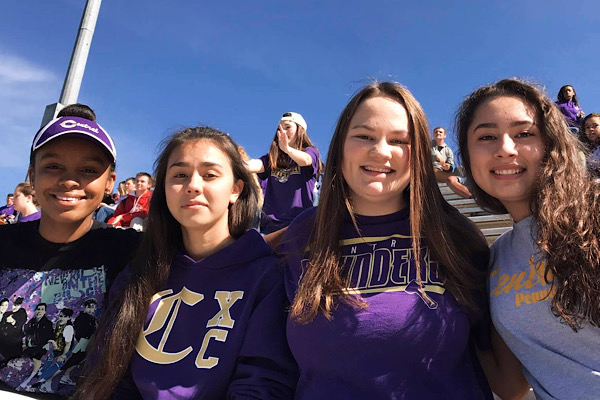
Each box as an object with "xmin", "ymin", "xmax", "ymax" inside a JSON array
[{"xmin": 1, "ymin": 0, "xmax": 598, "ymax": 199}]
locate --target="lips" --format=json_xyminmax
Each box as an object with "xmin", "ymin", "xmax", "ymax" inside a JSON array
[
  {"xmin": 491, "ymin": 167, "xmax": 525, "ymax": 175},
  {"xmin": 52, "ymin": 194, "xmax": 85, "ymax": 202},
  {"xmin": 362, "ymin": 165, "xmax": 394, "ymax": 173},
  {"xmin": 183, "ymin": 200, "xmax": 208, "ymax": 208}
]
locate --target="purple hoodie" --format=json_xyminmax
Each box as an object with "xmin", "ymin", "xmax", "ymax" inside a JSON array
[{"xmin": 116, "ymin": 229, "xmax": 297, "ymax": 399}]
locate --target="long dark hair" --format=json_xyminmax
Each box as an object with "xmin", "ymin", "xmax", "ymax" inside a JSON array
[
  {"xmin": 557, "ymin": 84, "xmax": 580, "ymax": 106},
  {"xmin": 76, "ymin": 126, "xmax": 259, "ymax": 399},
  {"xmin": 290, "ymin": 81, "xmax": 488, "ymax": 323},
  {"xmin": 267, "ymin": 113, "xmax": 322, "ymax": 174},
  {"xmin": 456, "ymin": 78, "xmax": 600, "ymax": 331}
]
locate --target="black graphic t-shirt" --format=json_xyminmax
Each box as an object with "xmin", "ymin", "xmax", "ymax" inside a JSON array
[{"xmin": 0, "ymin": 220, "xmax": 141, "ymax": 398}]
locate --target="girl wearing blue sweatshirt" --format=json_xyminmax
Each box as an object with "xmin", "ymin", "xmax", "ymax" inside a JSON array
[{"xmin": 78, "ymin": 127, "xmax": 296, "ymax": 399}]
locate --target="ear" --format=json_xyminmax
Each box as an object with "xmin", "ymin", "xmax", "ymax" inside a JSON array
[
  {"xmin": 105, "ymin": 172, "xmax": 117, "ymax": 195},
  {"xmin": 28, "ymin": 167, "xmax": 35, "ymax": 187},
  {"xmin": 229, "ymin": 179, "xmax": 244, "ymax": 204}
]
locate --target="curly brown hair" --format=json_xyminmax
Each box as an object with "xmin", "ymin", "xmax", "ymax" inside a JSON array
[{"xmin": 456, "ymin": 78, "xmax": 600, "ymax": 331}]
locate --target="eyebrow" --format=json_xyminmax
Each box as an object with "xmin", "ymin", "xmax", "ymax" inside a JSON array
[
  {"xmin": 168, "ymin": 161, "xmax": 222, "ymax": 169},
  {"xmin": 39, "ymin": 153, "xmax": 106, "ymax": 164},
  {"xmin": 473, "ymin": 120, "xmax": 534, "ymax": 132},
  {"xmin": 350, "ymin": 123, "xmax": 408, "ymax": 134}
]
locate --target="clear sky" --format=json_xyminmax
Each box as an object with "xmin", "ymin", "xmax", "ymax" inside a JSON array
[{"xmin": 1, "ymin": 0, "xmax": 598, "ymax": 199}]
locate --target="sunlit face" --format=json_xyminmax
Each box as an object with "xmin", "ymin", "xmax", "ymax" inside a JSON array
[
  {"xmin": 34, "ymin": 305, "xmax": 46, "ymax": 320},
  {"xmin": 279, "ymin": 120, "xmax": 299, "ymax": 146},
  {"xmin": 6, "ymin": 196, "xmax": 13, "ymax": 206},
  {"xmin": 12, "ymin": 189, "xmax": 30, "ymax": 213},
  {"xmin": 31, "ymin": 137, "xmax": 115, "ymax": 227},
  {"xmin": 467, "ymin": 96, "xmax": 545, "ymax": 220},
  {"xmin": 433, "ymin": 127, "xmax": 446, "ymax": 146},
  {"xmin": 136, "ymin": 175, "xmax": 151, "ymax": 195},
  {"xmin": 165, "ymin": 140, "xmax": 242, "ymax": 237},
  {"xmin": 0, "ymin": 301, "xmax": 8, "ymax": 314},
  {"xmin": 584, "ymin": 117, "xmax": 600, "ymax": 144},
  {"xmin": 341, "ymin": 96, "xmax": 411, "ymax": 216},
  {"xmin": 125, "ymin": 179, "xmax": 136, "ymax": 194},
  {"xmin": 563, "ymin": 86, "xmax": 574, "ymax": 101}
]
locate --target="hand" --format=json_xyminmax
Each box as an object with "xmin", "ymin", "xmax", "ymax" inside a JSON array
[
  {"xmin": 436, "ymin": 154, "xmax": 445, "ymax": 163},
  {"xmin": 578, "ymin": 110, "xmax": 585, "ymax": 118},
  {"xmin": 6, "ymin": 315, "xmax": 15, "ymax": 325},
  {"xmin": 56, "ymin": 354, "xmax": 67, "ymax": 363},
  {"xmin": 111, "ymin": 215, "xmax": 123, "ymax": 225},
  {"xmin": 277, "ymin": 124, "xmax": 291, "ymax": 154}
]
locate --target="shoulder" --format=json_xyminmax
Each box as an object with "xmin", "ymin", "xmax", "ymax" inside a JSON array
[
  {"xmin": 281, "ymin": 208, "xmax": 316, "ymax": 251},
  {"xmin": 303, "ymin": 146, "xmax": 320, "ymax": 158}
]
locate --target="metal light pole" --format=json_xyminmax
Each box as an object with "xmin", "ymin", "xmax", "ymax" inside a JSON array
[{"xmin": 40, "ymin": 0, "xmax": 102, "ymax": 127}]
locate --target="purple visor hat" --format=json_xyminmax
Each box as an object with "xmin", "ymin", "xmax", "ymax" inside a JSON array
[{"xmin": 31, "ymin": 116, "xmax": 116, "ymax": 162}]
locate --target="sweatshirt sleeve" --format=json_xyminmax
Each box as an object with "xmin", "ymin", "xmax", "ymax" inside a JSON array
[{"xmin": 226, "ymin": 271, "xmax": 298, "ymax": 399}]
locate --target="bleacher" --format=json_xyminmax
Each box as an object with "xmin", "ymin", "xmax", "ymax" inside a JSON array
[{"xmin": 438, "ymin": 183, "xmax": 512, "ymax": 245}]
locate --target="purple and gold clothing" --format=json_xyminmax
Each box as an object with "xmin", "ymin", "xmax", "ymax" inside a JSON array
[
  {"xmin": 0, "ymin": 220, "xmax": 140, "ymax": 398},
  {"xmin": 116, "ymin": 229, "xmax": 297, "ymax": 399},
  {"xmin": 258, "ymin": 146, "xmax": 320, "ymax": 231},
  {"xmin": 281, "ymin": 208, "xmax": 492, "ymax": 400},
  {"xmin": 18, "ymin": 211, "xmax": 41, "ymax": 223}
]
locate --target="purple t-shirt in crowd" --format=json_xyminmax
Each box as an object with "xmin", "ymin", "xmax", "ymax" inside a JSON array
[
  {"xmin": 258, "ymin": 146, "xmax": 319, "ymax": 231},
  {"xmin": 556, "ymin": 100, "xmax": 583, "ymax": 126},
  {"xmin": 18, "ymin": 211, "xmax": 41, "ymax": 223},
  {"xmin": 281, "ymin": 208, "xmax": 492, "ymax": 400},
  {"xmin": 114, "ymin": 229, "xmax": 297, "ymax": 399},
  {"xmin": 0, "ymin": 204, "xmax": 14, "ymax": 217}
]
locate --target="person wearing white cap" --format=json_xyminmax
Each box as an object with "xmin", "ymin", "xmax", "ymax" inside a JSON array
[
  {"xmin": 248, "ymin": 112, "xmax": 322, "ymax": 233},
  {"xmin": 0, "ymin": 104, "xmax": 141, "ymax": 397}
]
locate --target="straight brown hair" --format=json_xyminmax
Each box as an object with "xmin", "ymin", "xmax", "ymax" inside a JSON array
[{"xmin": 290, "ymin": 81, "xmax": 488, "ymax": 323}]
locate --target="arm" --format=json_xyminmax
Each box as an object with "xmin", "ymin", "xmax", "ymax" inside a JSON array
[
  {"xmin": 444, "ymin": 147, "xmax": 454, "ymax": 170},
  {"xmin": 108, "ymin": 198, "xmax": 128, "ymax": 225},
  {"xmin": 476, "ymin": 326, "xmax": 530, "ymax": 400},
  {"xmin": 277, "ymin": 128, "xmax": 312, "ymax": 167},
  {"xmin": 227, "ymin": 278, "xmax": 298, "ymax": 399}
]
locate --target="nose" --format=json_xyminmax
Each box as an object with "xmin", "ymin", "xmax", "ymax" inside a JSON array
[
  {"xmin": 58, "ymin": 174, "xmax": 81, "ymax": 189},
  {"xmin": 494, "ymin": 134, "xmax": 518, "ymax": 158},
  {"xmin": 187, "ymin": 172, "xmax": 203, "ymax": 194},
  {"xmin": 371, "ymin": 138, "xmax": 392, "ymax": 160}
]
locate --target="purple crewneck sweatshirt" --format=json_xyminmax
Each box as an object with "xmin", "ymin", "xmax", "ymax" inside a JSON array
[
  {"xmin": 281, "ymin": 208, "xmax": 492, "ymax": 400},
  {"xmin": 116, "ymin": 229, "xmax": 297, "ymax": 399},
  {"xmin": 258, "ymin": 146, "xmax": 320, "ymax": 231}
]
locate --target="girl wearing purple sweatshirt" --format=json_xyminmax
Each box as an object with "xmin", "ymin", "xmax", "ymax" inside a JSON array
[{"xmin": 78, "ymin": 127, "xmax": 296, "ymax": 399}]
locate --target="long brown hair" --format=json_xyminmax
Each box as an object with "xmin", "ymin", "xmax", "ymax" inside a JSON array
[
  {"xmin": 456, "ymin": 78, "xmax": 600, "ymax": 331},
  {"xmin": 267, "ymin": 113, "xmax": 322, "ymax": 174},
  {"xmin": 290, "ymin": 81, "xmax": 488, "ymax": 323},
  {"xmin": 76, "ymin": 127, "xmax": 259, "ymax": 399}
]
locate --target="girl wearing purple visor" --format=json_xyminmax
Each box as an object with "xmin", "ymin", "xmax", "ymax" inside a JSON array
[{"xmin": 0, "ymin": 104, "xmax": 140, "ymax": 398}]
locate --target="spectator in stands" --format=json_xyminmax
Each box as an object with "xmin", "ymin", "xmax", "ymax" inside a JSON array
[
  {"xmin": 431, "ymin": 126, "xmax": 472, "ymax": 198},
  {"xmin": 124, "ymin": 177, "xmax": 136, "ymax": 195},
  {"xmin": 13, "ymin": 182, "xmax": 40, "ymax": 223},
  {"xmin": 280, "ymin": 82, "xmax": 517, "ymax": 399},
  {"xmin": 108, "ymin": 172, "xmax": 153, "ymax": 230},
  {"xmin": 457, "ymin": 78, "xmax": 600, "ymax": 399},
  {"xmin": 0, "ymin": 194, "xmax": 15, "ymax": 224},
  {"xmin": 556, "ymin": 84, "xmax": 584, "ymax": 133},
  {"xmin": 0, "ymin": 105, "xmax": 140, "ymax": 397},
  {"xmin": 78, "ymin": 126, "xmax": 296, "ymax": 399},
  {"xmin": 582, "ymin": 113, "xmax": 600, "ymax": 176},
  {"xmin": 247, "ymin": 112, "xmax": 322, "ymax": 233}
]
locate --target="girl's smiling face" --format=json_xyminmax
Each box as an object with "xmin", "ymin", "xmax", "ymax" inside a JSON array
[
  {"xmin": 467, "ymin": 96, "xmax": 545, "ymax": 221},
  {"xmin": 341, "ymin": 96, "xmax": 411, "ymax": 216},
  {"xmin": 31, "ymin": 137, "xmax": 115, "ymax": 228},
  {"xmin": 584, "ymin": 116, "xmax": 600, "ymax": 144}
]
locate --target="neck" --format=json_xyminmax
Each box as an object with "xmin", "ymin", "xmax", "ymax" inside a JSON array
[
  {"xmin": 435, "ymin": 140, "xmax": 445, "ymax": 146},
  {"xmin": 137, "ymin": 189, "xmax": 148, "ymax": 197},
  {"xmin": 502, "ymin": 201, "xmax": 532, "ymax": 223},
  {"xmin": 38, "ymin": 214, "xmax": 94, "ymax": 243},
  {"xmin": 22, "ymin": 204, "xmax": 38, "ymax": 217},
  {"xmin": 181, "ymin": 222, "xmax": 234, "ymax": 261}
]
